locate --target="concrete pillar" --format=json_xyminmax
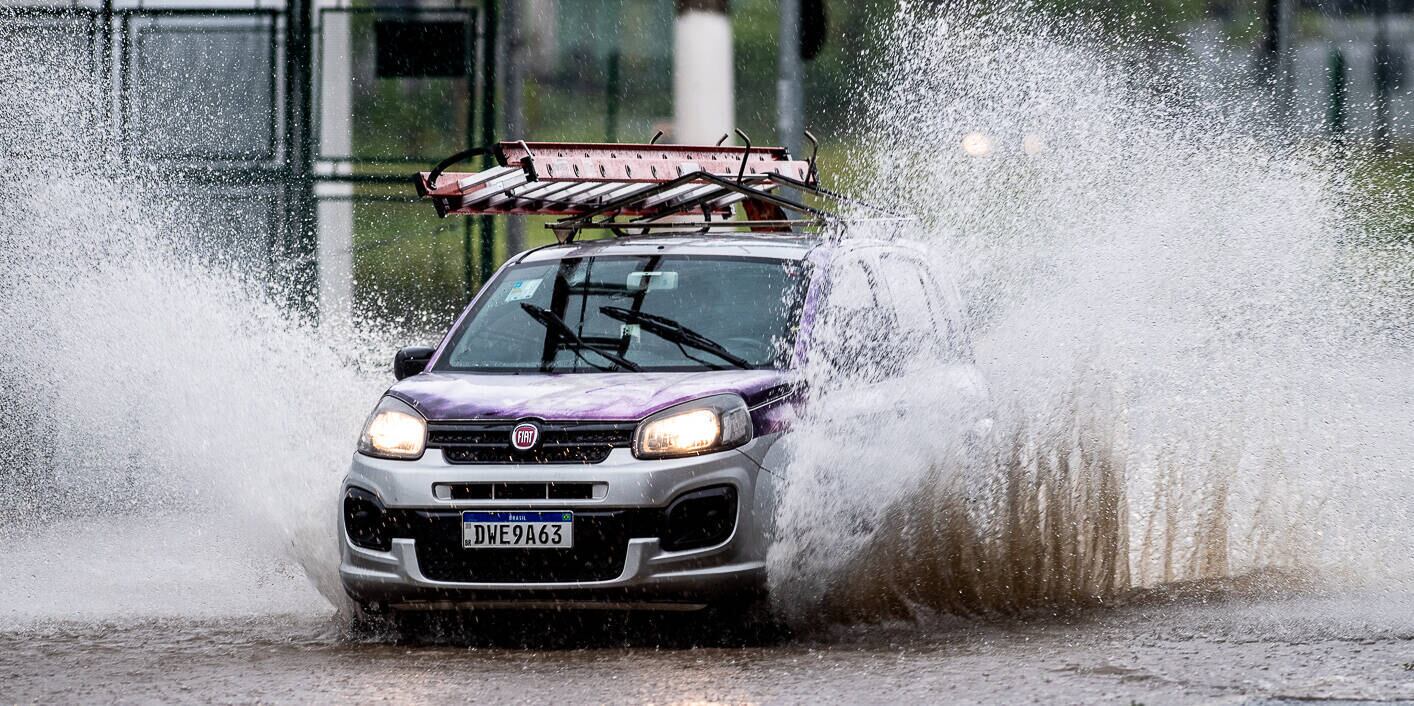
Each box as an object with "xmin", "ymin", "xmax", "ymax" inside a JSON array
[
  {"xmin": 316, "ymin": 7, "xmax": 354, "ymax": 326},
  {"xmin": 526, "ymin": 0, "xmax": 559, "ymax": 76},
  {"xmin": 776, "ymin": 0, "xmax": 802, "ymax": 158},
  {"xmin": 673, "ymin": 0, "xmax": 733, "ymax": 145}
]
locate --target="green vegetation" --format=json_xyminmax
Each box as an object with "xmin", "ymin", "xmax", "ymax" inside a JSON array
[
  {"xmin": 1350, "ymin": 149, "xmax": 1414, "ymax": 242},
  {"xmin": 349, "ymin": 0, "xmax": 895, "ymax": 329},
  {"xmin": 348, "ymin": 0, "xmax": 1412, "ymax": 331}
]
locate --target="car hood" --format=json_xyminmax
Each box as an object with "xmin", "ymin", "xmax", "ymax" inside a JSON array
[{"xmin": 388, "ymin": 369, "xmax": 793, "ymax": 422}]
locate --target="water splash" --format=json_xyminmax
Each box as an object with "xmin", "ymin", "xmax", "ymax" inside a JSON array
[
  {"xmin": 0, "ymin": 24, "xmax": 397, "ymax": 625},
  {"xmin": 3, "ymin": 4, "xmax": 1412, "ymax": 631},
  {"xmin": 768, "ymin": 3, "xmax": 1414, "ymax": 621}
]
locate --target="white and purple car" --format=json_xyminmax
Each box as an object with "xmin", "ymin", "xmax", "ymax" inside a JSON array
[{"xmin": 339, "ymin": 141, "xmax": 983, "ymax": 625}]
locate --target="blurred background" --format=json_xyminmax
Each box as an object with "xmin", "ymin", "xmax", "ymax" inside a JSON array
[{"xmin": 1, "ymin": 0, "xmax": 1410, "ymax": 335}]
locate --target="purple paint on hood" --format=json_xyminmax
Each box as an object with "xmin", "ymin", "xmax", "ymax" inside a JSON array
[{"xmin": 388, "ymin": 370, "xmax": 793, "ymax": 422}]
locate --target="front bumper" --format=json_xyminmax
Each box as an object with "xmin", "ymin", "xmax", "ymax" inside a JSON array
[{"xmin": 339, "ymin": 436, "xmax": 778, "ymax": 610}]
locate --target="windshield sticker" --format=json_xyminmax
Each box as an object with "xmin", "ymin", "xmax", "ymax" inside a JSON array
[
  {"xmin": 504, "ymin": 279, "xmax": 542, "ymax": 302},
  {"xmin": 620, "ymin": 323, "xmax": 641, "ymax": 341},
  {"xmin": 627, "ymin": 271, "xmax": 678, "ymax": 291}
]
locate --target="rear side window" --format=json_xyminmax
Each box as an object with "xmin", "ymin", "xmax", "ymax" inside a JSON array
[{"xmin": 879, "ymin": 255, "xmax": 937, "ymax": 335}]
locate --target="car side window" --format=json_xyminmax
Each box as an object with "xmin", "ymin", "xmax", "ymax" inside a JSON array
[
  {"xmin": 879, "ymin": 255, "xmax": 936, "ymax": 333},
  {"xmin": 818, "ymin": 254, "xmax": 903, "ymax": 379},
  {"xmin": 877, "ymin": 253, "xmax": 956, "ymax": 362},
  {"xmin": 826, "ymin": 256, "xmax": 879, "ymax": 315}
]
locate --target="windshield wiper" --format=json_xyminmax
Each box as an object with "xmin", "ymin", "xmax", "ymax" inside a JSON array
[
  {"xmin": 599, "ymin": 306, "xmax": 752, "ymax": 370},
  {"xmin": 520, "ymin": 303, "xmax": 641, "ymax": 372}
]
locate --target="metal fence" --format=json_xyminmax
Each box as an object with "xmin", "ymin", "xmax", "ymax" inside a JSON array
[{"xmin": 0, "ymin": 0, "xmax": 497, "ymax": 328}]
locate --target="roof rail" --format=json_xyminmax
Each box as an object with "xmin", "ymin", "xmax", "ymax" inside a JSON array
[{"xmin": 414, "ymin": 137, "xmax": 894, "ymax": 243}]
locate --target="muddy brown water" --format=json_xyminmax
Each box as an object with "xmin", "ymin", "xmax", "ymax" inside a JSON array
[{"xmin": 3, "ymin": 590, "xmax": 1411, "ymax": 704}]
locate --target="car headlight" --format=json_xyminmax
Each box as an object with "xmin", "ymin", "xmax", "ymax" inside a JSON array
[
  {"xmin": 633, "ymin": 394, "xmax": 752, "ymax": 460},
  {"xmin": 358, "ymin": 395, "xmax": 427, "ymax": 460}
]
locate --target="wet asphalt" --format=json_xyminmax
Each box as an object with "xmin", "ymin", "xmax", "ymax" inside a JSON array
[{"xmin": 2, "ymin": 589, "xmax": 1411, "ymax": 704}]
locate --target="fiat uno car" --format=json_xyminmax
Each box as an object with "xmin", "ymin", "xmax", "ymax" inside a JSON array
[{"xmin": 339, "ymin": 140, "xmax": 984, "ymax": 625}]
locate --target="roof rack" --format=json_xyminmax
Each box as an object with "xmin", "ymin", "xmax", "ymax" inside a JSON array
[{"xmin": 414, "ymin": 133, "xmax": 892, "ymax": 243}]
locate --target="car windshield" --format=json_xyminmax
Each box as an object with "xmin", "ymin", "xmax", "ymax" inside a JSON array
[{"xmin": 437, "ymin": 254, "xmax": 810, "ymax": 373}]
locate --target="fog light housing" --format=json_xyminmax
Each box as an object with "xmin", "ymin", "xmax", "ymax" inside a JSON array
[
  {"xmin": 343, "ymin": 487, "xmax": 390, "ymax": 551},
  {"xmin": 661, "ymin": 485, "xmax": 738, "ymax": 551}
]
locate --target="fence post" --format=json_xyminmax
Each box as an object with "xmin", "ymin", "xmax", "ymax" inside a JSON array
[
  {"xmin": 501, "ymin": 0, "xmax": 527, "ymax": 257},
  {"xmin": 284, "ymin": 0, "xmax": 319, "ymax": 316},
  {"xmin": 1327, "ymin": 47, "xmax": 1348, "ymax": 149},
  {"xmin": 1262, "ymin": 0, "xmax": 1295, "ymax": 127},
  {"xmin": 1373, "ymin": 0, "xmax": 1394, "ymax": 151},
  {"xmin": 474, "ymin": 0, "xmax": 499, "ymax": 297}
]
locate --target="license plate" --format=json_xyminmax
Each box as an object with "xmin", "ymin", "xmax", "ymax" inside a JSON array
[{"xmin": 462, "ymin": 511, "xmax": 573, "ymax": 549}]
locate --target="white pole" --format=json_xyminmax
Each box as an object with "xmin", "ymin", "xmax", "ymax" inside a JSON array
[
  {"xmin": 673, "ymin": 0, "xmax": 734, "ymax": 145},
  {"xmin": 316, "ymin": 8, "xmax": 354, "ymax": 327},
  {"xmin": 776, "ymin": 0, "xmax": 802, "ymax": 158}
]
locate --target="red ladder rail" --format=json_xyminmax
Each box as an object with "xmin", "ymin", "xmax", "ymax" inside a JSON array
[{"xmin": 414, "ymin": 140, "xmax": 814, "ymax": 219}]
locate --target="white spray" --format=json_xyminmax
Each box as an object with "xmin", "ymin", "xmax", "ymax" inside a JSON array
[
  {"xmin": 0, "ymin": 27, "xmax": 395, "ymax": 625},
  {"xmin": 2, "ymin": 4, "xmax": 1411, "ymax": 629},
  {"xmin": 768, "ymin": 4, "xmax": 1414, "ymax": 621}
]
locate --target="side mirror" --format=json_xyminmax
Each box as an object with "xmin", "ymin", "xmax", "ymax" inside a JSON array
[{"xmin": 393, "ymin": 346, "xmax": 435, "ymax": 380}]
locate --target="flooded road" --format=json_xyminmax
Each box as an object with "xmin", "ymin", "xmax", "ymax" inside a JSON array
[
  {"xmin": 3, "ymin": 590, "xmax": 1411, "ymax": 704},
  {"xmin": 5, "ymin": 4, "xmax": 1414, "ymax": 705}
]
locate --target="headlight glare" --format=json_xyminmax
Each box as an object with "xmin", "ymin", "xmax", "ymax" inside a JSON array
[
  {"xmin": 639, "ymin": 408, "xmax": 720, "ymax": 456},
  {"xmin": 358, "ymin": 396, "xmax": 427, "ymax": 460},
  {"xmin": 634, "ymin": 394, "xmax": 752, "ymax": 459}
]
